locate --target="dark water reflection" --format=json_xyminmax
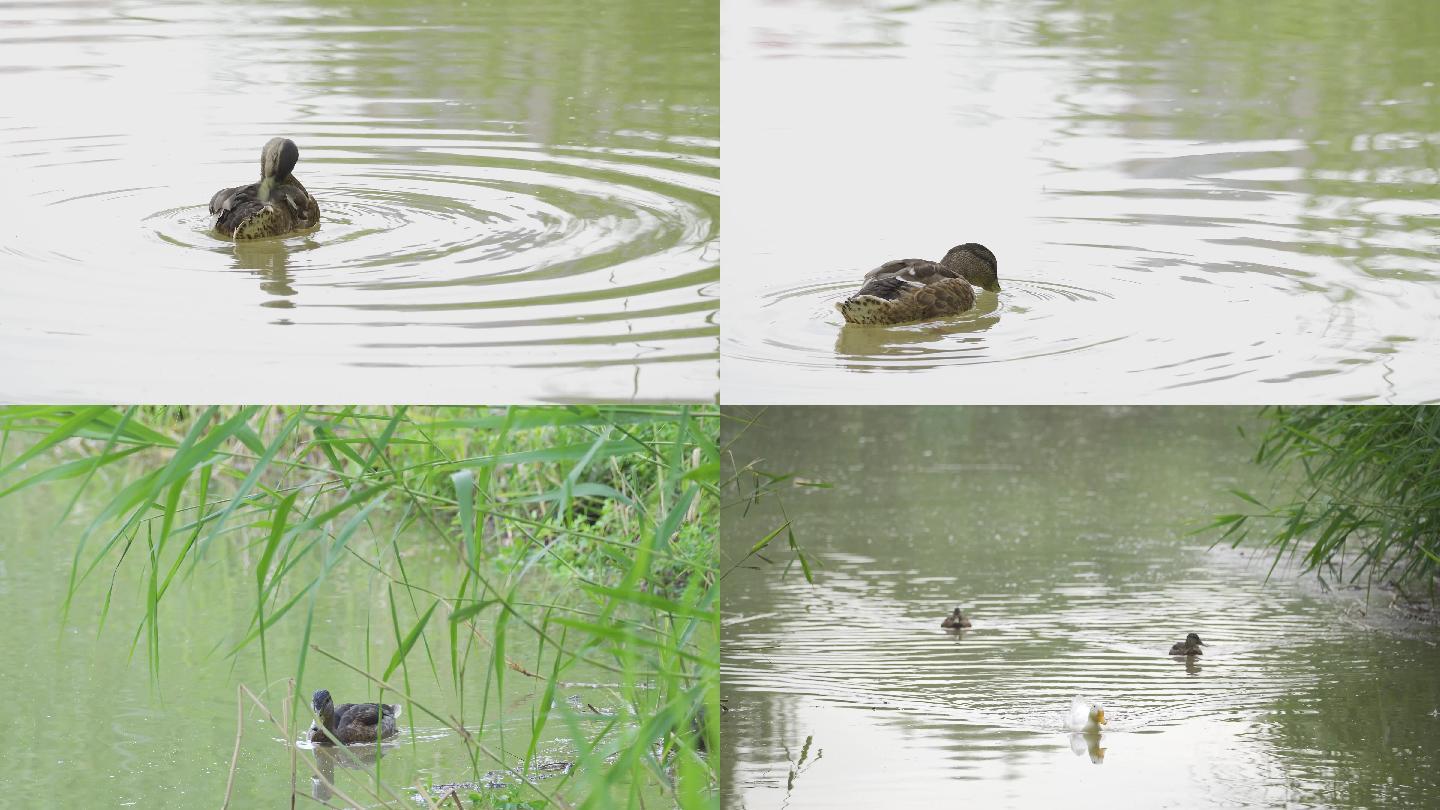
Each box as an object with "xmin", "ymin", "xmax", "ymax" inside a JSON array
[{"xmin": 721, "ymin": 407, "xmax": 1440, "ymax": 808}]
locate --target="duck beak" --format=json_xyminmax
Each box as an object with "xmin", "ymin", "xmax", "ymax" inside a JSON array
[{"xmin": 1095, "ymin": 709, "xmax": 1106, "ymax": 725}]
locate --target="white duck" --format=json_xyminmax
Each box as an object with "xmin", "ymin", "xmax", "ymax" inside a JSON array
[{"xmin": 1067, "ymin": 698, "xmax": 1107, "ymax": 733}]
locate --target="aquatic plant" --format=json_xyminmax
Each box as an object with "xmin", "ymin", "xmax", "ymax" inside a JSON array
[
  {"xmin": 0, "ymin": 405, "xmax": 717, "ymax": 809},
  {"xmin": 719, "ymin": 407, "xmax": 827, "ymax": 583},
  {"xmin": 1209, "ymin": 406, "xmax": 1440, "ymax": 595}
]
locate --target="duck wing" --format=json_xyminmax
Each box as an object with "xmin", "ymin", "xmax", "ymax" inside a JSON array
[
  {"xmin": 334, "ymin": 702, "xmax": 401, "ymax": 726},
  {"xmin": 273, "ymin": 177, "xmax": 320, "ymax": 229},
  {"xmin": 209, "ymin": 177, "xmax": 318, "ymax": 237},
  {"xmin": 851, "ymin": 274, "xmax": 912, "ymax": 301},
  {"xmin": 210, "ymin": 181, "xmax": 256, "ymax": 215},
  {"xmin": 210, "ymin": 181, "xmax": 270, "ymax": 236},
  {"xmin": 853, "ymin": 259, "xmax": 962, "ymax": 301},
  {"xmin": 862, "ymin": 259, "xmax": 960, "ymax": 283},
  {"xmin": 334, "ymin": 703, "xmax": 381, "ymax": 727}
]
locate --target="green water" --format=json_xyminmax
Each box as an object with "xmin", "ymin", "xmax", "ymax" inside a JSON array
[
  {"xmin": 720, "ymin": 407, "xmax": 1440, "ymax": 808},
  {"xmin": 0, "ymin": 472, "xmax": 665, "ymax": 806}
]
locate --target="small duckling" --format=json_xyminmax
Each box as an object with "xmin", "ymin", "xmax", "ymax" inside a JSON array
[
  {"xmin": 1168, "ymin": 632, "xmax": 1205, "ymax": 656},
  {"xmin": 941, "ymin": 607, "xmax": 972, "ymax": 629},
  {"xmin": 836, "ymin": 243, "xmax": 1000, "ymax": 325}
]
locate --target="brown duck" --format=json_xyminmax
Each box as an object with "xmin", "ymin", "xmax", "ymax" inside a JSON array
[
  {"xmin": 210, "ymin": 137, "xmax": 321, "ymax": 239},
  {"xmin": 941, "ymin": 607, "xmax": 972, "ymax": 629},
  {"xmin": 1168, "ymin": 633, "xmax": 1206, "ymax": 656},
  {"xmin": 836, "ymin": 243, "xmax": 1000, "ymax": 325},
  {"xmin": 308, "ymin": 689, "xmax": 401, "ymax": 745}
]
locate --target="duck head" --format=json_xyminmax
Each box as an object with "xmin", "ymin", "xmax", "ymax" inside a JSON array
[
  {"xmin": 258, "ymin": 137, "xmax": 300, "ymax": 201},
  {"xmin": 261, "ymin": 137, "xmax": 300, "ymax": 180},
  {"xmin": 312, "ymin": 689, "xmax": 335, "ymax": 725},
  {"xmin": 1185, "ymin": 633, "xmax": 1205, "ymax": 648},
  {"xmin": 1090, "ymin": 704, "xmax": 1107, "ymax": 727},
  {"xmin": 1069, "ymin": 698, "xmax": 1107, "ymax": 733},
  {"xmin": 940, "ymin": 243, "xmax": 1000, "ymax": 292}
]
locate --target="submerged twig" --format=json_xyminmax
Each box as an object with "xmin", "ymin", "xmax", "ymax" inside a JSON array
[{"xmin": 222, "ymin": 683, "xmax": 244, "ymax": 810}]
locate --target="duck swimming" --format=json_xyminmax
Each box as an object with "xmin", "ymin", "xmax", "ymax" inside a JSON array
[
  {"xmin": 308, "ymin": 689, "xmax": 401, "ymax": 745},
  {"xmin": 1168, "ymin": 633, "xmax": 1206, "ymax": 656},
  {"xmin": 941, "ymin": 607, "xmax": 972, "ymax": 629},
  {"xmin": 836, "ymin": 243, "xmax": 999, "ymax": 325},
  {"xmin": 1067, "ymin": 699, "xmax": 1107, "ymax": 734},
  {"xmin": 210, "ymin": 137, "xmax": 320, "ymax": 239}
]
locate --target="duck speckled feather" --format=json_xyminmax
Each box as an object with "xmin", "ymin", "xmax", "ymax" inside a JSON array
[
  {"xmin": 308, "ymin": 689, "xmax": 401, "ymax": 745},
  {"xmin": 210, "ymin": 137, "xmax": 320, "ymax": 239},
  {"xmin": 837, "ymin": 243, "xmax": 999, "ymax": 325}
]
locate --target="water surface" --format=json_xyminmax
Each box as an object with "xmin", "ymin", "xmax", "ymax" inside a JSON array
[
  {"xmin": 722, "ymin": 0, "xmax": 1440, "ymax": 402},
  {"xmin": 0, "ymin": 471, "xmax": 667, "ymax": 806},
  {"xmin": 0, "ymin": 0, "xmax": 718, "ymax": 401},
  {"xmin": 721, "ymin": 407, "xmax": 1440, "ymax": 808}
]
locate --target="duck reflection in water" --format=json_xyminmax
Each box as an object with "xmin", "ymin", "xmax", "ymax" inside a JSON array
[
  {"xmin": 833, "ymin": 296, "xmax": 1000, "ymax": 362},
  {"xmin": 311, "ymin": 742, "xmax": 383, "ymax": 802},
  {"xmin": 1065, "ymin": 699, "xmax": 1107, "ymax": 763},
  {"xmin": 231, "ymin": 237, "xmax": 301, "ymax": 305},
  {"xmin": 1069, "ymin": 731, "xmax": 1106, "ymax": 764}
]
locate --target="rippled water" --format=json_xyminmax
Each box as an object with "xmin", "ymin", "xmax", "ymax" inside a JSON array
[
  {"xmin": 722, "ymin": 0, "xmax": 1440, "ymax": 402},
  {"xmin": 0, "ymin": 0, "xmax": 717, "ymax": 401},
  {"xmin": 721, "ymin": 407, "xmax": 1440, "ymax": 808}
]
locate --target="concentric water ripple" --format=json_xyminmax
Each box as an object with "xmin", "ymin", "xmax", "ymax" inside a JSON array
[
  {"xmin": 732, "ymin": 275, "xmax": 1122, "ymax": 371},
  {"xmin": 0, "ymin": 0, "xmax": 718, "ymax": 401},
  {"xmin": 723, "ymin": 0, "xmax": 1440, "ymax": 402},
  {"xmin": 722, "ymin": 407, "xmax": 1440, "ymax": 808}
]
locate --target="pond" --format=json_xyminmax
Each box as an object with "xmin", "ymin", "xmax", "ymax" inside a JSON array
[
  {"xmin": 721, "ymin": 0, "xmax": 1440, "ymax": 403},
  {"xmin": 0, "ymin": 0, "xmax": 718, "ymax": 402},
  {"xmin": 0, "ymin": 465, "xmax": 674, "ymax": 807},
  {"xmin": 720, "ymin": 407, "xmax": 1440, "ymax": 808}
]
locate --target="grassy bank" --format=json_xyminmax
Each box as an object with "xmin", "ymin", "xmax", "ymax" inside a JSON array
[
  {"xmin": 1210, "ymin": 406, "xmax": 1440, "ymax": 605},
  {"xmin": 0, "ymin": 405, "xmax": 718, "ymax": 809}
]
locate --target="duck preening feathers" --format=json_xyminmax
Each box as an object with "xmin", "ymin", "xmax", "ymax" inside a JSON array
[
  {"xmin": 210, "ymin": 137, "xmax": 320, "ymax": 239},
  {"xmin": 836, "ymin": 243, "xmax": 999, "ymax": 325}
]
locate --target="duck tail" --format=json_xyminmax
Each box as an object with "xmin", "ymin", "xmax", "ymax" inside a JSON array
[{"xmin": 836, "ymin": 295, "xmax": 890, "ymax": 325}]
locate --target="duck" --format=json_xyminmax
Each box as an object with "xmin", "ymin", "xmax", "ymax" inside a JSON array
[
  {"xmin": 308, "ymin": 689, "xmax": 401, "ymax": 745},
  {"xmin": 210, "ymin": 137, "xmax": 321, "ymax": 239},
  {"xmin": 836, "ymin": 243, "xmax": 1000, "ymax": 325},
  {"xmin": 941, "ymin": 607, "xmax": 972, "ymax": 629},
  {"xmin": 1168, "ymin": 633, "xmax": 1205, "ymax": 656},
  {"xmin": 1067, "ymin": 699, "xmax": 1107, "ymax": 733}
]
